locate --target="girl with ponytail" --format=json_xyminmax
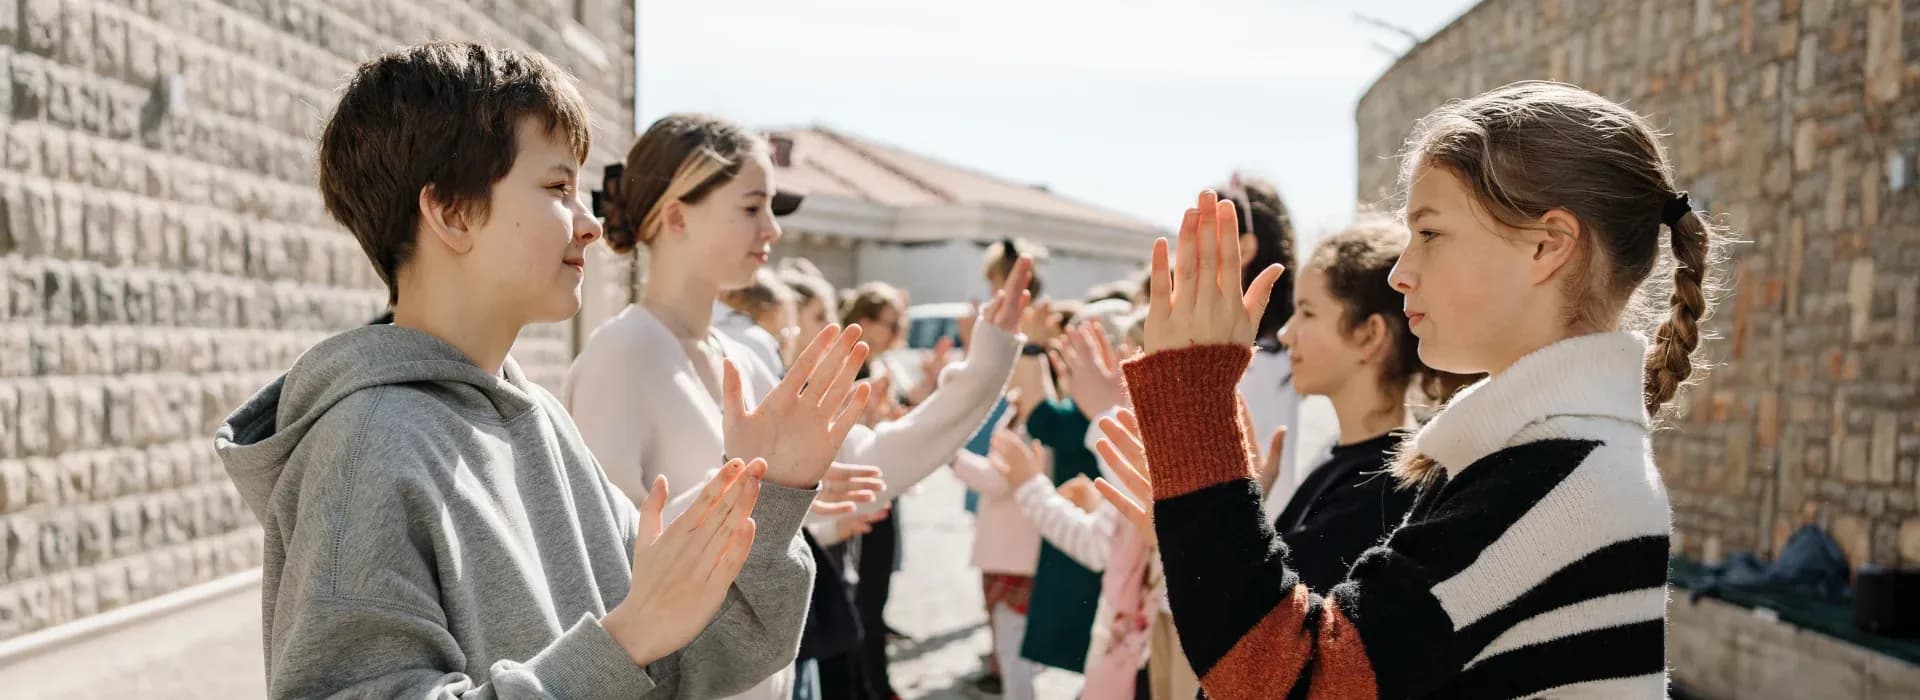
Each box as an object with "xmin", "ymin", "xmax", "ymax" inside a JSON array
[
  {"xmin": 565, "ymin": 113, "xmax": 1035, "ymax": 700},
  {"xmin": 1095, "ymin": 81, "xmax": 1719, "ymax": 699}
]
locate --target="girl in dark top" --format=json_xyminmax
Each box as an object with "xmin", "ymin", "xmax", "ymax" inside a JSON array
[{"xmin": 1269, "ymin": 219, "xmax": 1477, "ymax": 590}]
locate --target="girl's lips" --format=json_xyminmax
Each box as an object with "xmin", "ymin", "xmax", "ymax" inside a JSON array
[{"xmin": 1407, "ymin": 312, "xmax": 1426, "ymax": 327}]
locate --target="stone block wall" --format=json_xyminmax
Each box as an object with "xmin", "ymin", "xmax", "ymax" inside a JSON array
[
  {"xmin": 0, "ymin": 0, "xmax": 633, "ymax": 641},
  {"xmin": 1356, "ymin": 0, "xmax": 1919, "ymax": 692},
  {"xmin": 1356, "ymin": 0, "xmax": 1918, "ymax": 571}
]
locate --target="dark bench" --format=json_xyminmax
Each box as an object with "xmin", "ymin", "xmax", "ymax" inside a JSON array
[{"xmin": 1669, "ymin": 556, "xmax": 1920, "ymax": 666}]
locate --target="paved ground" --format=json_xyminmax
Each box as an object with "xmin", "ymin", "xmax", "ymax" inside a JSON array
[{"xmin": 883, "ymin": 470, "xmax": 1083, "ymax": 699}]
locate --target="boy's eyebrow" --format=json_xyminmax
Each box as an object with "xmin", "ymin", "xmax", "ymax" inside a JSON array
[
  {"xmin": 742, "ymin": 189, "xmax": 768, "ymax": 198},
  {"xmin": 543, "ymin": 163, "xmax": 578, "ymax": 178}
]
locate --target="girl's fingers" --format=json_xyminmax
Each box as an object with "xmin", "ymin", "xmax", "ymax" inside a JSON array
[
  {"xmin": 810, "ymin": 500, "xmax": 857, "ymax": 516},
  {"xmin": 1095, "ymin": 478, "xmax": 1152, "ymax": 533},
  {"xmin": 1096, "ymin": 439, "xmax": 1152, "ymax": 502},
  {"xmin": 804, "ymin": 327, "xmax": 864, "ymax": 401},
  {"xmin": 1267, "ymin": 426, "xmax": 1288, "ymax": 467},
  {"xmin": 1149, "ymin": 238, "xmax": 1174, "ymax": 322},
  {"xmin": 1098, "ymin": 415, "xmax": 1146, "ymax": 461},
  {"xmin": 1115, "ymin": 407, "xmax": 1142, "ymax": 435},
  {"xmin": 1087, "ymin": 323, "xmax": 1119, "ymax": 372},
  {"xmin": 721, "ymin": 360, "xmax": 748, "ymax": 419},
  {"xmin": 818, "ymin": 342, "xmax": 870, "ymax": 410},
  {"xmin": 1193, "ymin": 192, "xmax": 1219, "ymax": 303},
  {"xmin": 1174, "ymin": 209, "xmax": 1201, "ymax": 296},
  {"xmin": 827, "ymin": 463, "xmax": 883, "ymax": 480},
  {"xmin": 779, "ymin": 325, "xmax": 841, "ymax": 398},
  {"xmin": 828, "ymin": 383, "xmax": 876, "ymax": 443},
  {"xmin": 1244, "ymin": 263, "xmax": 1285, "ymax": 327},
  {"xmin": 1216, "ymin": 198, "xmax": 1242, "ymax": 297}
]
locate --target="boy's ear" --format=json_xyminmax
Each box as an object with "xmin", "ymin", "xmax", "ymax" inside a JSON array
[
  {"xmin": 419, "ymin": 185, "xmax": 476, "ymax": 254},
  {"xmin": 1527, "ymin": 207, "xmax": 1582, "ymax": 286}
]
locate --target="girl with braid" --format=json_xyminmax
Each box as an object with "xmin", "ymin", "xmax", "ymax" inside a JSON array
[{"xmin": 1095, "ymin": 81, "xmax": 1721, "ymax": 698}]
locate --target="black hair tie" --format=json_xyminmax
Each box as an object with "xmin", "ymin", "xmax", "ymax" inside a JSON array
[{"xmin": 1662, "ymin": 191, "xmax": 1692, "ymax": 227}]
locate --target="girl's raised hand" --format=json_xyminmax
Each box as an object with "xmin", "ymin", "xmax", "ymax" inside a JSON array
[
  {"xmin": 980, "ymin": 256, "xmax": 1036, "ymax": 334},
  {"xmin": 1143, "ymin": 191, "xmax": 1284, "ymax": 354},
  {"xmin": 1092, "ymin": 409, "xmax": 1155, "ymax": 544},
  {"xmin": 723, "ymin": 325, "xmax": 874, "ymax": 489}
]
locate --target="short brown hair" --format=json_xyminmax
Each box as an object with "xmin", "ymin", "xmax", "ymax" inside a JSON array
[
  {"xmin": 839, "ymin": 282, "xmax": 905, "ymax": 327},
  {"xmin": 722, "ymin": 269, "xmax": 795, "ymax": 321},
  {"xmin": 982, "ymin": 238, "xmax": 1044, "ymax": 297},
  {"xmin": 317, "ymin": 42, "xmax": 591, "ymax": 305}
]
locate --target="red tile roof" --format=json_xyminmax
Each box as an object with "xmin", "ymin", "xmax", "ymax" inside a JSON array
[{"xmin": 767, "ymin": 126, "xmax": 1161, "ymax": 235}]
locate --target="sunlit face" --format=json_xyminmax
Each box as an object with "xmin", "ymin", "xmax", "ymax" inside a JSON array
[
  {"xmin": 1277, "ymin": 269, "xmax": 1375, "ymax": 398},
  {"xmin": 795, "ymin": 297, "xmax": 832, "ymax": 346},
  {"xmin": 462, "ymin": 117, "xmax": 601, "ymax": 325},
  {"xmin": 860, "ymin": 302, "xmax": 905, "ymax": 354},
  {"xmin": 1389, "ymin": 162, "xmax": 1543, "ymax": 374},
  {"xmin": 674, "ymin": 153, "xmax": 783, "ymax": 291},
  {"xmin": 758, "ymin": 300, "xmax": 799, "ymax": 356}
]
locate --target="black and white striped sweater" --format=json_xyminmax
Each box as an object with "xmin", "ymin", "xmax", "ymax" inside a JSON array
[{"xmin": 1123, "ymin": 331, "xmax": 1672, "ymax": 699}]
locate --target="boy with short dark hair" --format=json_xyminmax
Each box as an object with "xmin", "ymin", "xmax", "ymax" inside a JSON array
[{"xmin": 216, "ymin": 42, "xmax": 849, "ymax": 698}]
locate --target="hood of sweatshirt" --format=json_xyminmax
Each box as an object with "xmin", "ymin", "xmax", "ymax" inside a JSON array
[{"xmin": 214, "ymin": 324, "xmax": 540, "ymax": 520}]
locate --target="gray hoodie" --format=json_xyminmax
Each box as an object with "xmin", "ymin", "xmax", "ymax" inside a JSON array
[{"xmin": 215, "ymin": 325, "xmax": 816, "ymax": 699}]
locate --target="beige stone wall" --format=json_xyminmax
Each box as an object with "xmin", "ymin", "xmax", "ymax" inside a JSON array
[
  {"xmin": 1358, "ymin": 0, "xmax": 1920, "ymax": 692},
  {"xmin": 0, "ymin": 0, "xmax": 633, "ymax": 641},
  {"xmin": 1357, "ymin": 0, "xmax": 1918, "ymax": 569}
]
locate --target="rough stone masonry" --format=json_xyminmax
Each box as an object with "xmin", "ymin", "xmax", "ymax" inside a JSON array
[
  {"xmin": 1357, "ymin": 1, "xmax": 1919, "ymax": 696},
  {"xmin": 1357, "ymin": 0, "xmax": 1918, "ymax": 578},
  {"xmin": 0, "ymin": 0, "xmax": 635, "ymax": 642}
]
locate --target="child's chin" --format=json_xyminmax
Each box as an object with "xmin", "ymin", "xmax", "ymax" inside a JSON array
[{"xmin": 530, "ymin": 292, "xmax": 584, "ymax": 324}]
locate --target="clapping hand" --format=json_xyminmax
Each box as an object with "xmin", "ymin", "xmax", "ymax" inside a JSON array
[
  {"xmin": 1058, "ymin": 322, "xmax": 1126, "ymax": 419},
  {"xmin": 1143, "ymin": 191, "xmax": 1284, "ymax": 354},
  {"xmin": 1091, "ymin": 409, "xmax": 1155, "ymax": 545},
  {"xmin": 810, "ymin": 462, "xmax": 886, "ymax": 517},
  {"xmin": 988, "ymin": 428, "xmax": 1047, "ymax": 489},
  {"xmin": 604, "ymin": 460, "xmax": 763, "ymax": 666},
  {"xmin": 724, "ymin": 325, "xmax": 874, "ymax": 489}
]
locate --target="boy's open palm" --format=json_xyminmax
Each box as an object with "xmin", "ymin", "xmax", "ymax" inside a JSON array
[
  {"xmin": 1144, "ymin": 191, "xmax": 1285, "ymax": 354},
  {"xmin": 724, "ymin": 325, "xmax": 874, "ymax": 489},
  {"xmin": 604, "ymin": 459, "xmax": 763, "ymax": 667}
]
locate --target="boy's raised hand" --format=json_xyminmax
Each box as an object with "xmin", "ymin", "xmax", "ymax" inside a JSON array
[
  {"xmin": 1144, "ymin": 191, "xmax": 1285, "ymax": 354},
  {"xmin": 604, "ymin": 459, "xmax": 763, "ymax": 667},
  {"xmin": 724, "ymin": 325, "xmax": 874, "ymax": 489}
]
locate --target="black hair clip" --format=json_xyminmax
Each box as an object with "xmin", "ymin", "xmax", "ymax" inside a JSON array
[
  {"xmin": 1661, "ymin": 191, "xmax": 1691, "ymax": 227},
  {"xmin": 591, "ymin": 162, "xmax": 630, "ymax": 237}
]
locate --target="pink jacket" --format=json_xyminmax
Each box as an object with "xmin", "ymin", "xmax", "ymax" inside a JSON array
[{"xmin": 1080, "ymin": 525, "xmax": 1155, "ymax": 698}]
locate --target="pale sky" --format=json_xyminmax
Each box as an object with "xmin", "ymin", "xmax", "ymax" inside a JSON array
[{"xmin": 636, "ymin": 0, "xmax": 1479, "ymax": 246}]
